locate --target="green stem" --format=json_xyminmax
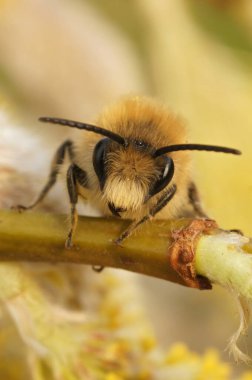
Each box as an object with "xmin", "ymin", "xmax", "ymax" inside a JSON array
[
  {"xmin": 195, "ymin": 232, "xmax": 252, "ymax": 296},
  {"xmin": 0, "ymin": 210, "xmax": 187, "ymax": 285},
  {"xmin": 0, "ymin": 210, "xmax": 252, "ymax": 293}
]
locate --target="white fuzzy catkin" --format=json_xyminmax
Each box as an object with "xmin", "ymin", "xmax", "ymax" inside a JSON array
[
  {"xmin": 196, "ymin": 232, "xmax": 252, "ymax": 362},
  {"xmin": 226, "ymin": 294, "xmax": 251, "ymax": 363}
]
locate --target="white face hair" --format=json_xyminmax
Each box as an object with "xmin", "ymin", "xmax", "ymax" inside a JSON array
[
  {"xmin": 104, "ymin": 177, "xmax": 146, "ymax": 211},
  {"xmin": 97, "ymin": 141, "xmax": 165, "ymax": 213}
]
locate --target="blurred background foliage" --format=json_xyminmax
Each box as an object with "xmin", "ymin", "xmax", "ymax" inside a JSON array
[{"xmin": 0, "ymin": 0, "xmax": 252, "ymax": 378}]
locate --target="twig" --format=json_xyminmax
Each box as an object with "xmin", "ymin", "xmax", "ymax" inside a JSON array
[{"xmin": 0, "ymin": 210, "xmax": 252, "ymax": 292}]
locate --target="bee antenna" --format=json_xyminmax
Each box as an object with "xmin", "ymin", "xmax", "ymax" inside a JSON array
[
  {"xmin": 39, "ymin": 117, "xmax": 125, "ymax": 146},
  {"xmin": 153, "ymin": 144, "xmax": 241, "ymax": 157}
]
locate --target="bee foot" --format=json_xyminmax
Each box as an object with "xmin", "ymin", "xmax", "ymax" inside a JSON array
[
  {"xmin": 229, "ymin": 229, "xmax": 243, "ymax": 236},
  {"xmin": 65, "ymin": 237, "xmax": 74, "ymax": 249},
  {"xmin": 113, "ymin": 237, "xmax": 124, "ymax": 247},
  {"xmin": 92, "ymin": 265, "xmax": 104, "ymax": 273},
  {"xmin": 11, "ymin": 205, "xmax": 28, "ymax": 213}
]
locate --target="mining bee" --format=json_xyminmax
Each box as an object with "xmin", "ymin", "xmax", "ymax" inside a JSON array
[{"xmin": 16, "ymin": 97, "xmax": 240, "ymax": 252}]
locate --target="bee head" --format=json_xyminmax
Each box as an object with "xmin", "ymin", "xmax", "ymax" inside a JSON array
[
  {"xmin": 39, "ymin": 115, "xmax": 241, "ymax": 218},
  {"xmin": 93, "ymin": 138, "xmax": 175, "ymax": 215}
]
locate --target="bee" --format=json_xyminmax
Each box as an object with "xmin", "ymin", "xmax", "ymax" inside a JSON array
[{"xmin": 16, "ymin": 96, "xmax": 241, "ymax": 251}]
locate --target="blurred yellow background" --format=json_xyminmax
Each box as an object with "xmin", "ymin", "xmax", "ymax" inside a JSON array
[{"xmin": 0, "ymin": 0, "xmax": 252, "ymax": 377}]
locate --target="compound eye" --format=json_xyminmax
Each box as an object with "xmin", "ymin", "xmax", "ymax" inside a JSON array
[
  {"xmin": 147, "ymin": 156, "xmax": 175, "ymax": 199},
  {"xmin": 93, "ymin": 138, "xmax": 110, "ymax": 190}
]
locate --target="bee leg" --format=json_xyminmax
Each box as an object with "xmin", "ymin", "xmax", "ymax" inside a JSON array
[
  {"xmin": 92, "ymin": 265, "xmax": 104, "ymax": 272},
  {"xmin": 115, "ymin": 184, "xmax": 177, "ymax": 245},
  {"xmin": 14, "ymin": 140, "xmax": 74, "ymax": 211},
  {"xmin": 188, "ymin": 182, "xmax": 208, "ymax": 218},
  {"xmin": 65, "ymin": 164, "xmax": 79, "ymax": 249},
  {"xmin": 229, "ymin": 229, "xmax": 243, "ymax": 235},
  {"xmin": 65, "ymin": 164, "xmax": 104, "ymax": 272}
]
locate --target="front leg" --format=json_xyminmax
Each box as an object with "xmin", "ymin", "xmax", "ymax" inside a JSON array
[
  {"xmin": 65, "ymin": 164, "xmax": 80, "ymax": 248},
  {"xmin": 115, "ymin": 184, "xmax": 177, "ymax": 245},
  {"xmin": 64, "ymin": 163, "xmax": 105, "ymax": 278}
]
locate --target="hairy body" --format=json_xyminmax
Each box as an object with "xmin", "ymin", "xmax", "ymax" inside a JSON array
[{"xmin": 15, "ymin": 96, "xmax": 240, "ymax": 252}]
